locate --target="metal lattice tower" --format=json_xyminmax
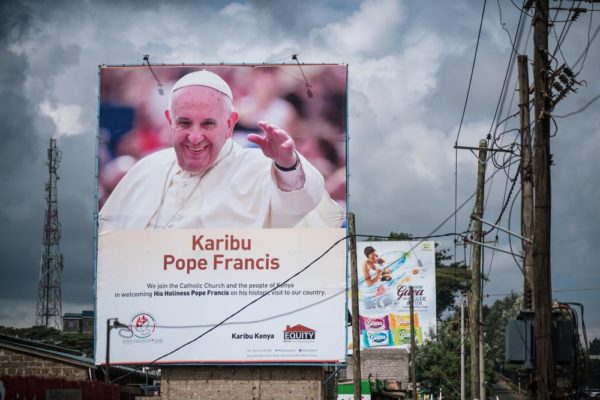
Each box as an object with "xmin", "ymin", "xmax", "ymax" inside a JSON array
[{"xmin": 35, "ymin": 138, "xmax": 64, "ymax": 329}]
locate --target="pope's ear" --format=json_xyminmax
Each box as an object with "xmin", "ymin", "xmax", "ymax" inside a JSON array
[
  {"xmin": 229, "ymin": 111, "xmax": 239, "ymax": 126},
  {"xmin": 227, "ymin": 111, "xmax": 240, "ymax": 134},
  {"xmin": 165, "ymin": 109, "xmax": 172, "ymax": 125}
]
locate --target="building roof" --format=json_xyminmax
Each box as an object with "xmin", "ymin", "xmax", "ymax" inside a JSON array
[
  {"xmin": 63, "ymin": 310, "xmax": 95, "ymax": 319},
  {"xmin": 0, "ymin": 334, "xmax": 150, "ymax": 379},
  {"xmin": 0, "ymin": 334, "xmax": 93, "ymax": 368}
]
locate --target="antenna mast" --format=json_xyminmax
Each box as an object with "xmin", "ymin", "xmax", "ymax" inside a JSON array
[{"xmin": 35, "ymin": 138, "xmax": 64, "ymax": 329}]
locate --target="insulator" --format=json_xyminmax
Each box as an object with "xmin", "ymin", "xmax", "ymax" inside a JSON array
[
  {"xmin": 553, "ymin": 82, "xmax": 565, "ymax": 92},
  {"xmin": 563, "ymin": 67, "xmax": 574, "ymax": 78}
]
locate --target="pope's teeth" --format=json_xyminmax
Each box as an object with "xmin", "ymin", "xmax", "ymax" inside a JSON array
[{"xmin": 188, "ymin": 145, "xmax": 208, "ymax": 152}]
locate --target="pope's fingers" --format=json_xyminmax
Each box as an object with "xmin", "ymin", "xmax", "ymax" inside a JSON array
[
  {"xmin": 246, "ymin": 134, "xmax": 268, "ymax": 147},
  {"xmin": 258, "ymin": 121, "xmax": 291, "ymax": 143}
]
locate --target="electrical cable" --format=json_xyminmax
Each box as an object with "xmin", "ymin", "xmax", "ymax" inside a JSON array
[
  {"xmin": 454, "ymin": 0, "xmax": 488, "ymax": 265},
  {"xmin": 454, "ymin": 0, "xmax": 488, "ymax": 147},
  {"xmin": 550, "ymin": 0, "xmax": 570, "ymax": 65},
  {"xmin": 486, "ymin": 287, "xmax": 600, "ymax": 297},
  {"xmin": 573, "ymin": 20, "xmax": 600, "ymax": 72},
  {"xmin": 507, "ymin": 185, "xmax": 525, "ymax": 276},
  {"xmin": 110, "ymin": 234, "xmax": 348, "ymax": 382},
  {"xmin": 487, "ymin": 0, "xmax": 527, "ymax": 142},
  {"xmin": 575, "ymin": 1, "xmax": 595, "ymax": 75},
  {"xmin": 554, "ymin": 93, "xmax": 600, "ymax": 118},
  {"xmin": 509, "ymin": 0, "xmax": 533, "ymax": 17},
  {"xmin": 110, "ymin": 166, "xmax": 510, "ymax": 381}
]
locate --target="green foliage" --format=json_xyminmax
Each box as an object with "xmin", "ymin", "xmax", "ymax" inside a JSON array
[
  {"xmin": 365, "ymin": 231, "xmax": 414, "ymax": 241},
  {"xmin": 483, "ymin": 292, "xmax": 522, "ymax": 370},
  {"xmin": 434, "ymin": 247, "xmax": 469, "ymax": 320},
  {"xmin": 0, "ymin": 326, "xmax": 93, "ymax": 357},
  {"xmin": 416, "ymin": 316, "xmax": 468, "ymax": 399}
]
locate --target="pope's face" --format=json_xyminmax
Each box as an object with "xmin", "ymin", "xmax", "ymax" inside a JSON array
[{"xmin": 166, "ymin": 86, "xmax": 238, "ymax": 174}]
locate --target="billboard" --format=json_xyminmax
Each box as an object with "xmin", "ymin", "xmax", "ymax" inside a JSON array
[
  {"xmin": 348, "ymin": 241, "xmax": 437, "ymax": 351},
  {"xmin": 95, "ymin": 64, "xmax": 347, "ymax": 364}
]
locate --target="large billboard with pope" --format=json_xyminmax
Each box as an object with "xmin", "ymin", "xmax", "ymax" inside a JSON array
[{"xmin": 94, "ymin": 64, "xmax": 347, "ymax": 365}]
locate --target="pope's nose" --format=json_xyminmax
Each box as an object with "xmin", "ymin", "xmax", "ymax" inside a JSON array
[{"xmin": 187, "ymin": 129, "xmax": 205, "ymax": 144}]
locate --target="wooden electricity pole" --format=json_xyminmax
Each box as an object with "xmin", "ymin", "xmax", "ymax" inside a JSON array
[
  {"xmin": 349, "ymin": 213, "xmax": 362, "ymax": 400},
  {"xmin": 518, "ymin": 55, "xmax": 535, "ymax": 311},
  {"xmin": 469, "ymin": 139, "xmax": 487, "ymax": 400},
  {"xmin": 532, "ymin": 0, "xmax": 555, "ymax": 397},
  {"xmin": 410, "ymin": 287, "xmax": 417, "ymax": 400}
]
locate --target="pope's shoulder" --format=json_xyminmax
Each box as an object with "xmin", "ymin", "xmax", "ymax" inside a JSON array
[{"xmin": 131, "ymin": 148, "xmax": 175, "ymax": 170}]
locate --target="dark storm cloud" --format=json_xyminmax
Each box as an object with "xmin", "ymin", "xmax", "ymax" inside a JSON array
[
  {"xmin": 0, "ymin": 1, "xmax": 47, "ymax": 307},
  {"xmin": 0, "ymin": 1, "xmax": 87, "ymax": 311},
  {"xmin": 56, "ymin": 134, "xmax": 97, "ymax": 302},
  {"xmin": 0, "ymin": 2, "xmax": 40, "ymax": 172},
  {"xmin": 0, "ymin": 0, "xmax": 598, "ymax": 338}
]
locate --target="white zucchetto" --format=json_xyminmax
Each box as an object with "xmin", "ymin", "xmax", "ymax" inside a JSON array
[{"xmin": 171, "ymin": 70, "xmax": 233, "ymax": 99}]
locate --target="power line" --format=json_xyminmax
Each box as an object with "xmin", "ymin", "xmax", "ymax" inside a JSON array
[
  {"xmin": 111, "ymin": 166, "xmax": 511, "ymax": 380},
  {"xmin": 111, "ymin": 234, "xmax": 348, "ymax": 382},
  {"xmin": 454, "ymin": 0, "xmax": 488, "ymax": 146},
  {"xmin": 454, "ymin": 0, "xmax": 488, "ymax": 264},
  {"xmin": 554, "ymin": 93, "xmax": 600, "ymax": 118},
  {"xmin": 486, "ymin": 287, "xmax": 600, "ymax": 297},
  {"xmin": 488, "ymin": 1, "xmax": 527, "ymax": 142},
  {"xmin": 573, "ymin": 18, "xmax": 600, "ymax": 70},
  {"xmin": 575, "ymin": 1, "xmax": 595, "ymax": 74}
]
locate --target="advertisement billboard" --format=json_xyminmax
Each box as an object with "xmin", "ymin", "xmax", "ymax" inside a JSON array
[
  {"xmin": 95, "ymin": 64, "xmax": 347, "ymax": 364},
  {"xmin": 348, "ymin": 241, "xmax": 437, "ymax": 351}
]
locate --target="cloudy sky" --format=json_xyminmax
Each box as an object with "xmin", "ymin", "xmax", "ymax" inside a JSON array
[{"xmin": 1, "ymin": 0, "xmax": 599, "ymax": 340}]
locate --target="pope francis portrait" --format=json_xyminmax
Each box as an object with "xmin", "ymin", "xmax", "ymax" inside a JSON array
[{"xmin": 99, "ymin": 70, "xmax": 344, "ymax": 231}]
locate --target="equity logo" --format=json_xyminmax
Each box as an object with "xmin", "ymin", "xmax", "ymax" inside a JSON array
[
  {"xmin": 283, "ymin": 324, "xmax": 316, "ymax": 341},
  {"xmin": 130, "ymin": 312, "xmax": 156, "ymax": 338}
]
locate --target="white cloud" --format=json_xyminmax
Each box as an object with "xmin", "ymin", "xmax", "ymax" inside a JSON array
[
  {"xmin": 1, "ymin": 0, "xmax": 599, "ymax": 337},
  {"xmin": 40, "ymin": 100, "xmax": 84, "ymax": 137},
  {"xmin": 310, "ymin": 0, "xmax": 405, "ymax": 57}
]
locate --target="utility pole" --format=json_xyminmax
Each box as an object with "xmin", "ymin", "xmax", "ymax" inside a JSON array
[
  {"xmin": 469, "ymin": 139, "xmax": 487, "ymax": 400},
  {"xmin": 518, "ymin": 55, "xmax": 535, "ymax": 311},
  {"xmin": 410, "ymin": 286, "xmax": 417, "ymax": 400},
  {"xmin": 460, "ymin": 295, "xmax": 465, "ymax": 400},
  {"xmin": 349, "ymin": 213, "xmax": 362, "ymax": 400},
  {"xmin": 533, "ymin": 0, "xmax": 555, "ymax": 398}
]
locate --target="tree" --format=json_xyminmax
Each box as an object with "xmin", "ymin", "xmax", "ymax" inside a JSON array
[
  {"xmin": 416, "ymin": 315, "xmax": 470, "ymax": 399},
  {"xmin": 590, "ymin": 338, "xmax": 600, "ymax": 355},
  {"xmin": 483, "ymin": 292, "xmax": 522, "ymax": 371},
  {"xmin": 366, "ymin": 232, "xmax": 469, "ymax": 319}
]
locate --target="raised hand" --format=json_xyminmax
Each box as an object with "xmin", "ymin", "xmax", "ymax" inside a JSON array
[{"xmin": 247, "ymin": 121, "xmax": 298, "ymax": 169}]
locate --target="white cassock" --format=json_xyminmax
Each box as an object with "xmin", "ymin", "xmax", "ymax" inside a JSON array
[{"xmin": 99, "ymin": 140, "xmax": 344, "ymax": 232}]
